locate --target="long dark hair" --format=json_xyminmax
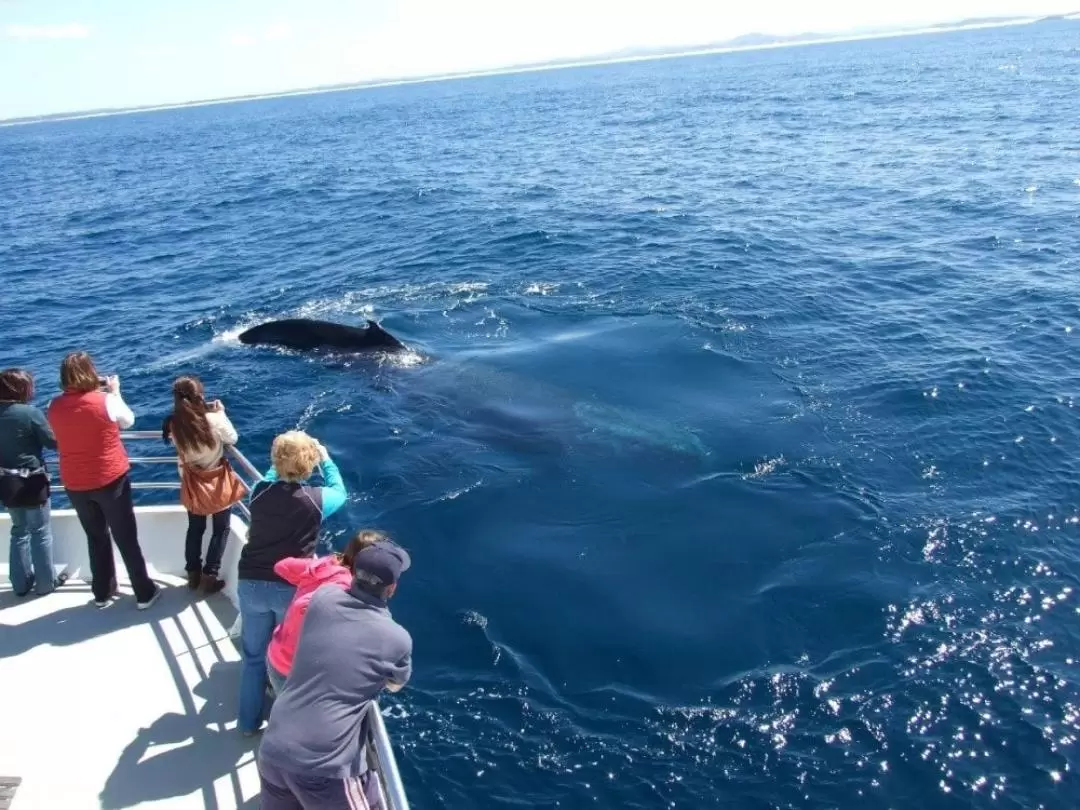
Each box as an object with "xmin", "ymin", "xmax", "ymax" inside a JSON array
[{"xmin": 170, "ymin": 376, "xmax": 215, "ymax": 455}]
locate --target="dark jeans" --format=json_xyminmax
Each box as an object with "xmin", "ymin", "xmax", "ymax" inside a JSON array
[
  {"xmin": 67, "ymin": 473, "xmax": 156, "ymax": 603},
  {"xmin": 258, "ymin": 756, "xmax": 382, "ymax": 810},
  {"xmin": 185, "ymin": 509, "xmax": 230, "ymax": 576}
]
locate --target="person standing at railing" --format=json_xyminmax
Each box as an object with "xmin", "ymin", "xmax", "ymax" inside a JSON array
[
  {"xmin": 236, "ymin": 429, "xmax": 347, "ymax": 737},
  {"xmin": 162, "ymin": 375, "xmax": 241, "ymax": 595},
  {"xmin": 266, "ymin": 530, "xmax": 384, "ymax": 696},
  {"xmin": 0, "ymin": 368, "xmax": 67, "ymax": 597},
  {"xmin": 258, "ymin": 538, "xmax": 412, "ymax": 810},
  {"xmin": 47, "ymin": 352, "xmax": 160, "ymax": 610}
]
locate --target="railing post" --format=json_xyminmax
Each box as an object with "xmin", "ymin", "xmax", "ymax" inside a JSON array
[{"xmin": 369, "ymin": 703, "xmax": 410, "ymax": 810}]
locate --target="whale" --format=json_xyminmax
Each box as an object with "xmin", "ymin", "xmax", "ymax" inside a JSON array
[{"xmin": 238, "ymin": 318, "xmax": 407, "ymax": 353}]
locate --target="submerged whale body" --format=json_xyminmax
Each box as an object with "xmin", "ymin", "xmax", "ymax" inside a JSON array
[{"xmin": 238, "ymin": 318, "xmax": 407, "ymax": 353}]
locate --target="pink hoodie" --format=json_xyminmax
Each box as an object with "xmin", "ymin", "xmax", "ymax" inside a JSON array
[{"xmin": 267, "ymin": 555, "xmax": 354, "ymax": 677}]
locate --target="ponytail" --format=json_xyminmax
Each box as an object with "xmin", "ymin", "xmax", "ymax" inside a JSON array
[{"xmin": 170, "ymin": 376, "xmax": 215, "ymax": 456}]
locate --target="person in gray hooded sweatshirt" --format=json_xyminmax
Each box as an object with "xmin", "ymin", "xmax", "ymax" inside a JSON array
[
  {"xmin": 0, "ymin": 368, "xmax": 64, "ymax": 597},
  {"xmin": 257, "ymin": 537, "xmax": 412, "ymax": 810}
]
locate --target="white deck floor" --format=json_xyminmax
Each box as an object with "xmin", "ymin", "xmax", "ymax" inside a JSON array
[
  {"xmin": 0, "ymin": 508, "xmax": 261, "ymax": 810},
  {"xmin": 0, "ymin": 575, "xmax": 261, "ymax": 810}
]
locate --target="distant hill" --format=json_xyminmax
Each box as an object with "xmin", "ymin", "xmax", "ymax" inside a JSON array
[
  {"xmin": 590, "ymin": 13, "xmax": 1044, "ymax": 62},
  {"xmin": 3, "ymin": 12, "xmax": 1076, "ymax": 126}
]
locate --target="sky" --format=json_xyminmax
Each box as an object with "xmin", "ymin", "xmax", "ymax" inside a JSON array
[{"xmin": 1, "ymin": 0, "xmax": 1077, "ymax": 120}]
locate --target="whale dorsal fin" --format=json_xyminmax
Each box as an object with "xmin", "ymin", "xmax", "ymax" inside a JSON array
[{"xmin": 365, "ymin": 319, "xmax": 406, "ymax": 349}]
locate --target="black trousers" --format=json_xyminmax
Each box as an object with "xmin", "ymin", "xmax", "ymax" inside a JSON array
[
  {"xmin": 68, "ymin": 472, "xmax": 156, "ymax": 602},
  {"xmin": 185, "ymin": 509, "xmax": 230, "ymax": 576}
]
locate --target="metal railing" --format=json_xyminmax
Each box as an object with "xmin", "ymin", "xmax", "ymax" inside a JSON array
[
  {"xmin": 370, "ymin": 706, "xmax": 410, "ymax": 810},
  {"xmin": 118, "ymin": 430, "xmax": 264, "ymax": 520},
  {"xmin": 46, "ymin": 431, "xmax": 263, "ymax": 519},
  {"xmin": 50, "ymin": 431, "xmax": 411, "ymax": 810}
]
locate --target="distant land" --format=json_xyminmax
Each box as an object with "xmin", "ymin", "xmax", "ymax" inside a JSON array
[{"xmin": 2, "ymin": 11, "xmax": 1078, "ymax": 127}]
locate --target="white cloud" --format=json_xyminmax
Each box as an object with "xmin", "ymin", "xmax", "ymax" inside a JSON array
[{"xmin": 4, "ymin": 23, "xmax": 91, "ymax": 40}]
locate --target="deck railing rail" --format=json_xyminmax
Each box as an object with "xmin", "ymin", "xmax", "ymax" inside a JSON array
[{"xmin": 47, "ymin": 431, "xmax": 411, "ymax": 810}]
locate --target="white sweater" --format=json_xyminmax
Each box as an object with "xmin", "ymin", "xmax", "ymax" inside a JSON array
[{"xmin": 175, "ymin": 410, "xmax": 238, "ymax": 469}]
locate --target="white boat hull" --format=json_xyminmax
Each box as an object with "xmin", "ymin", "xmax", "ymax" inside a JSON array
[{"xmin": 0, "ymin": 504, "xmax": 248, "ymax": 610}]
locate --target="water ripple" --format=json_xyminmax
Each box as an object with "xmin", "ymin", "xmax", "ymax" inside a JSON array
[{"xmin": 4, "ymin": 18, "xmax": 1080, "ymax": 810}]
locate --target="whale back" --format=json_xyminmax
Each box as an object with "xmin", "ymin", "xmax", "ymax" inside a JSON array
[{"xmin": 238, "ymin": 318, "xmax": 406, "ymax": 352}]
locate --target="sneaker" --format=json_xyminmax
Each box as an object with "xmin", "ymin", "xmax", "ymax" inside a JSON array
[
  {"xmin": 136, "ymin": 586, "xmax": 162, "ymax": 611},
  {"xmin": 94, "ymin": 579, "xmax": 120, "ymax": 608}
]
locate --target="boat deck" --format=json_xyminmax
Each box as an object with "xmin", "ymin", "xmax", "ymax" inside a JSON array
[
  {"xmin": 0, "ymin": 573, "xmax": 261, "ymax": 810},
  {"xmin": 2, "ymin": 442, "xmax": 409, "ymax": 810}
]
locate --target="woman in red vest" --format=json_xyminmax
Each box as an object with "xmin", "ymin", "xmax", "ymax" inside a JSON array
[{"xmin": 47, "ymin": 352, "xmax": 160, "ymax": 610}]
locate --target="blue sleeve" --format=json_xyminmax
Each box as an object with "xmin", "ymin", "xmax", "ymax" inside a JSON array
[
  {"xmin": 318, "ymin": 458, "xmax": 347, "ymax": 518},
  {"xmin": 248, "ymin": 466, "xmax": 277, "ymax": 503}
]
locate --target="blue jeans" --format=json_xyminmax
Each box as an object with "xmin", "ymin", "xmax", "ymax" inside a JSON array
[
  {"xmin": 7, "ymin": 502, "xmax": 55, "ymax": 596},
  {"xmin": 237, "ymin": 578, "xmax": 295, "ymax": 733}
]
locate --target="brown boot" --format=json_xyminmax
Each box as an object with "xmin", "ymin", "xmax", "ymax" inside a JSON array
[
  {"xmin": 199, "ymin": 573, "xmax": 226, "ymax": 595},
  {"xmin": 187, "ymin": 570, "xmax": 201, "ymax": 590}
]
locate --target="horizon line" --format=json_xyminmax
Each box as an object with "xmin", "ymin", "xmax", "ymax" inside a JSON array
[{"xmin": 0, "ymin": 14, "xmax": 1067, "ymax": 128}]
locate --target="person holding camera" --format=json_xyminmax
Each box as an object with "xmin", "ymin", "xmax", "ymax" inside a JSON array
[
  {"xmin": 47, "ymin": 352, "xmax": 159, "ymax": 610},
  {"xmin": 235, "ymin": 429, "xmax": 347, "ymax": 736},
  {"xmin": 162, "ymin": 375, "xmax": 243, "ymax": 595}
]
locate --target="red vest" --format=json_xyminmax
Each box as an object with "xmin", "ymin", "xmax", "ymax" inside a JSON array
[{"xmin": 48, "ymin": 391, "xmax": 130, "ymax": 492}]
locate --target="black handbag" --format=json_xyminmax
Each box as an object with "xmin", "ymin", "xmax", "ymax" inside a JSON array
[{"xmin": 0, "ymin": 466, "xmax": 50, "ymax": 508}]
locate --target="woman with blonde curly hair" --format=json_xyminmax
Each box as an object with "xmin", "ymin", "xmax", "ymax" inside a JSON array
[{"xmin": 235, "ymin": 429, "xmax": 346, "ymax": 736}]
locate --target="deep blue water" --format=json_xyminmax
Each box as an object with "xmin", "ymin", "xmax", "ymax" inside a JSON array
[{"xmin": 4, "ymin": 19, "xmax": 1080, "ymax": 810}]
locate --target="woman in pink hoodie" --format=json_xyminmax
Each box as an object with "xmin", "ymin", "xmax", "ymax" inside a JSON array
[{"xmin": 266, "ymin": 529, "xmax": 386, "ymax": 694}]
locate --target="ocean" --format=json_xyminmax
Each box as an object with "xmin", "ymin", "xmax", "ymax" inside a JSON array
[{"xmin": 3, "ymin": 18, "xmax": 1080, "ymax": 810}]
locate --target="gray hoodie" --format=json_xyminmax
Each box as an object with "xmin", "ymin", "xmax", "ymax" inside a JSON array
[
  {"xmin": 0, "ymin": 402, "xmax": 57, "ymax": 472},
  {"xmin": 258, "ymin": 583, "xmax": 413, "ymax": 779}
]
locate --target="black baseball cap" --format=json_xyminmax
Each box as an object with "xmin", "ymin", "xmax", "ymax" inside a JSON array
[{"xmin": 353, "ymin": 539, "xmax": 411, "ymax": 590}]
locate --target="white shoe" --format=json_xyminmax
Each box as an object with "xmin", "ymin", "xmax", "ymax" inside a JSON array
[{"xmin": 136, "ymin": 587, "xmax": 162, "ymax": 611}]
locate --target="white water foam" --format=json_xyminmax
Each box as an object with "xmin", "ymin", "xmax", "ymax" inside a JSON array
[
  {"xmin": 744, "ymin": 455, "xmax": 787, "ymax": 479},
  {"xmin": 378, "ymin": 348, "xmax": 428, "ymax": 369},
  {"xmin": 524, "ymin": 282, "xmax": 559, "ymax": 296},
  {"xmin": 212, "ymin": 308, "xmax": 288, "ymax": 346},
  {"xmin": 137, "ymin": 316, "xmax": 262, "ymax": 371},
  {"xmin": 433, "ymin": 479, "xmax": 485, "ymax": 503},
  {"xmin": 136, "ymin": 341, "xmax": 228, "ymax": 372}
]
